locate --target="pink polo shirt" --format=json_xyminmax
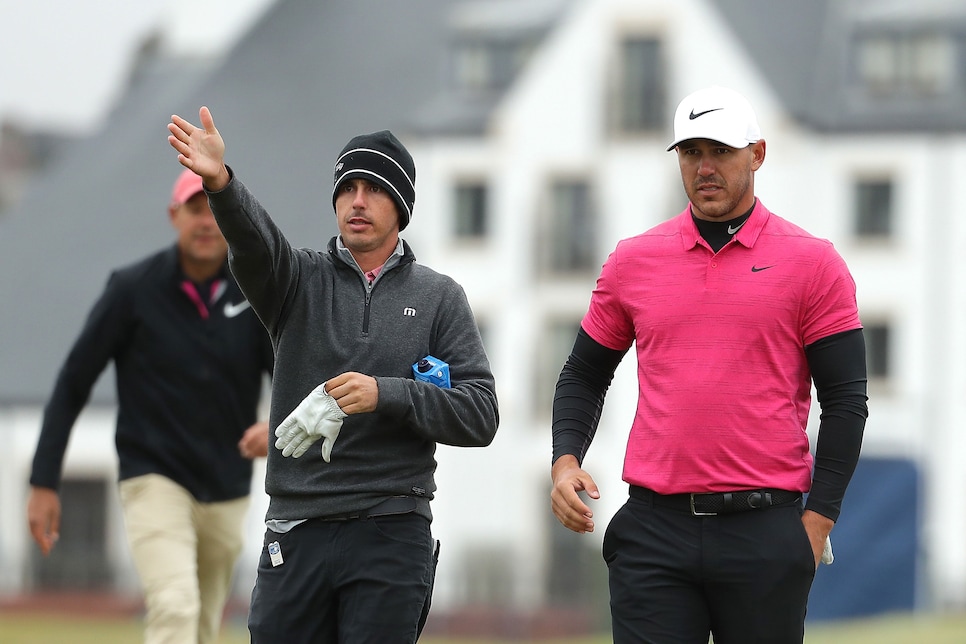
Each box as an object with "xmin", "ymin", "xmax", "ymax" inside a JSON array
[{"xmin": 582, "ymin": 200, "xmax": 861, "ymax": 495}]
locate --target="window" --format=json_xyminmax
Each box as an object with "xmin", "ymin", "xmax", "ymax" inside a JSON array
[
  {"xmin": 865, "ymin": 322, "xmax": 891, "ymax": 380},
  {"xmin": 854, "ymin": 178, "xmax": 893, "ymax": 238},
  {"xmin": 454, "ymin": 180, "xmax": 488, "ymax": 238},
  {"xmin": 855, "ymin": 30, "xmax": 956, "ymax": 96},
  {"xmin": 613, "ymin": 36, "xmax": 665, "ymax": 133},
  {"xmin": 541, "ymin": 179, "xmax": 597, "ymax": 273},
  {"xmin": 454, "ymin": 38, "xmax": 534, "ymax": 94}
]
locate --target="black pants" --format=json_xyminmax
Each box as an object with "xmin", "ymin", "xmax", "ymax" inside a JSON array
[
  {"xmin": 603, "ymin": 493, "xmax": 815, "ymax": 644},
  {"xmin": 248, "ymin": 513, "xmax": 438, "ymax": 643}
]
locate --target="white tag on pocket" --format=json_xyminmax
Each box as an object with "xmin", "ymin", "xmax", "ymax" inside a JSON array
[{"xmin": 268, "ymin": 541, "xmax": 284, "ymax": 567}]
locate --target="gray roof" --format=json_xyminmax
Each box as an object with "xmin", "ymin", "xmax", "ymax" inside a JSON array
[
  {"xmin": 409, "ymin": 0, "xmax": 574, "ymax": 136},
  {"xmin": 710, "ymin": 0, "xmax": 966, "ymax": 132},
  {"xmin": 0, "ymin": 0, "xmax": 453, "ymax": 404}
]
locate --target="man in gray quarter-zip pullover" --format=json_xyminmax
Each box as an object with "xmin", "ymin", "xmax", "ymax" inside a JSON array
[{"xmin": 169, "ymin": 106, "xmax": 499, "ymax": 643}]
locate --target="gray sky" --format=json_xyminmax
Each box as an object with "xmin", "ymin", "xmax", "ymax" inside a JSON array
[{"xmin": 0, "ymin": 0, "xmax": 273, "ymax": 133}]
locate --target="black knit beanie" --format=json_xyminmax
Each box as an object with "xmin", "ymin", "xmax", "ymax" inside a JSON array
[{"xmin": 331, "ymin": 130, "xmax": 416, "ymax": 230}]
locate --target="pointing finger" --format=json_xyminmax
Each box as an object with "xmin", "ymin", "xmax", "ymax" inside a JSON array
[
  {"xmin": 199, "ymin": 106, "xmax": 216, "ymax": 134},
  {"xmin": 169, "ymin": 113, "xmax": 195, "ymax": 134}
]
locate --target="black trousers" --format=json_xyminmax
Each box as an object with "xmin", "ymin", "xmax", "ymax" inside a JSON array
[
  {"xmin": 248, "ymin": 513, "xmax": 438, "ymax": 643},
  {"xmin": 603, "ymin": 493, "xmax": 815, "ymax": 644}
]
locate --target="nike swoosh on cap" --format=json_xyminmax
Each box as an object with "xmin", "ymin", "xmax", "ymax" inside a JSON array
[
  {"xmin": 689, "ymin": 107, "xmax": 723, "ymax": 120},
  {"xmin": 224, "ymin": 301, "xmax": 252, "ymax": 318}
]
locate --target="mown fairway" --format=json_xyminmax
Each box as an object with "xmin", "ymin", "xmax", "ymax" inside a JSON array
[{"xmin": 2, "ymin": 611, "xmax": 966, "ymax": 643}]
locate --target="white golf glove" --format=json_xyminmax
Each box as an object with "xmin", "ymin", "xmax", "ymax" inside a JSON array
[
  {"xmin": 821, "ymin": 535, "xmax": 834, "ymax": 565},
  {"xmin": 274, "ymin": 384, "xmax": 347, "ymax": 461}
]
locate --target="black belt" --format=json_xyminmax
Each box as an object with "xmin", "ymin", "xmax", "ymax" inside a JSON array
[
  {"xmin": 315, "ymin": 496, "xmax": 417, "ymax": 522},
  {"xmin": 630, "ymin": 485, "xmax": 801, "ymax": 516}
]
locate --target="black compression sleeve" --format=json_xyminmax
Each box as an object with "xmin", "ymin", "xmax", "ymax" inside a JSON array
[
  {"xmin": 804, "ymin": 328, "xmax": 869, "ymax": 522},
  {"xmin": 551, "ymin": 326, "xmax": 627, "ymax": 465}
]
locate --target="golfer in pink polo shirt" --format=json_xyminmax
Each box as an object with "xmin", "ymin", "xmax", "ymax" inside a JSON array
[{"xmin": 550, "ymin": 86, "xmax": 868, "ymax": 643}]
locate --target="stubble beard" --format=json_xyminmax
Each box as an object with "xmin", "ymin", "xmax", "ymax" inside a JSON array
[{"xmin": 687, "ymin": 173, "xmax": 752, "ymax": 221}]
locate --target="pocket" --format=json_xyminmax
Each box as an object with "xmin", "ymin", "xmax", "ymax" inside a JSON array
[
  {"xmin": 256, "ymin": 526, "xmax": 301, "ymax": 577},
  {"xmin": 258, "ymin": 524, "xmax": 301, "ymax": 562},
  {"xmin": 117, "ymin": 474, "xmax": 152, "ymax": 505},
  {"xmin": 416, "ymin": 538, "xmax": 441, "ymax": 639},
  {"xmin": 369, "ymin": 514, "xmax": 432, "ymax": 548},
  {"xmin": 602, "ymin": 502, "xmax": 630, "ymax": 566},
  {"xmin": 789, "ymin": 509, "xmax": 819, "ymax": 574}
]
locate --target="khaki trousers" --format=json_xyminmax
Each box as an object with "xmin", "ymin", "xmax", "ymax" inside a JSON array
[{"xmin": 119, "ymin": 474, "xmax": 249, "ymax": 644}]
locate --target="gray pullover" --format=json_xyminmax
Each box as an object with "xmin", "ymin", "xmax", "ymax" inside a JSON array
[{"xmin": 207, "ymin": 171, "xmax": 499, "ymax": 522}]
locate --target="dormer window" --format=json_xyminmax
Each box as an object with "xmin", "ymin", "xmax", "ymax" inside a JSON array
[
  {"xmin": 855, "ymin": 29, "xmax": 956, "ymax": 96},
  {"xmin": 454, "ymin": 38, "xmax": 534, "ymax": 93}
]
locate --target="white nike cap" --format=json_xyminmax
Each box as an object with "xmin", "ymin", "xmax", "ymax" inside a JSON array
[{"xmin": 667, "ymin": 86, "xmax": 762, "ymax": 151}]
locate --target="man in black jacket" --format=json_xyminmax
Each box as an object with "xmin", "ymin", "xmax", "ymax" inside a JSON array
[{"xmin": 27, "ymin": 169, "xmax": 274, "ymax": 644}]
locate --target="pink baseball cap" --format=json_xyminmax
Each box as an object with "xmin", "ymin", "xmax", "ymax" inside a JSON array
[{"xmin": 170, "ymin": 168, "xmax": 205, "ymax": 206}]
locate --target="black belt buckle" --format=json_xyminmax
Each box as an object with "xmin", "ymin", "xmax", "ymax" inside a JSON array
[
  {"xmin": 689, "ymin": 490, "xmax": 789, "ymax": 516},
  {"xmin": 747, "ymin": 491, "xmax": 770, "ymax": 510},
  {"xmin": 689, "ymin": 493, "xmax": 717, "ymax": 516}
]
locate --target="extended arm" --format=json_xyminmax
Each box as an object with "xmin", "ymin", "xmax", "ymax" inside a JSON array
[
  {"xmin": 169, "ymin": 108, "xmax": 296, "ymax": 335},
  {"xmin": 550, "ymin": 326, "xmax": 626, "ymax": 533}
]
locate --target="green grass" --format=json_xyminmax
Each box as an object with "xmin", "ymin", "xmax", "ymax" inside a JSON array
[
  {"xmin": 803, "ymin": 612, "xmax": 966, "ymax": 644},
  {"xmin": 1, "ymin": 611, "xmax": 966, "ymax": 643}
]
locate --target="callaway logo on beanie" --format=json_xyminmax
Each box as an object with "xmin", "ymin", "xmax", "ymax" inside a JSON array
[{"xmin": 331, "ymin": 130, "xmax": 416, "ymax": 230}]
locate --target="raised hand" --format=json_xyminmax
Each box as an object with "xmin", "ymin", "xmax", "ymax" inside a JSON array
[{"xmin": 167, "ymin": 106, "xmax": 230, "ymax": 191}]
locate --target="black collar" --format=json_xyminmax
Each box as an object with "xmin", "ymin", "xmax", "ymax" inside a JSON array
[{"xmin": 691, "ymin": 199, "xmax": 756, "ymax": 253}]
